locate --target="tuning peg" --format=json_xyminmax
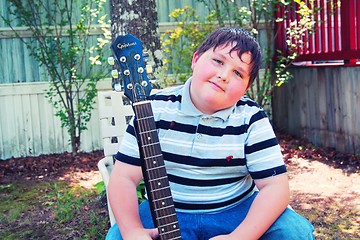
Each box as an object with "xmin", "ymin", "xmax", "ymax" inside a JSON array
[
  {"xmin": 120, "ymin": 56, "xmax": 126, "ymax": 62},
  {"xmin": 137, "ymin": 67, "xmax": 144, "ymax": 74},
  {"xmin": 127, "ymin": 83, "xmax": 133, "ymax": 90},
  {"xmin": 111, "ymin": 69, "xmax": 119, "ymax": 78},
  {"xmin": 108, "ymin": 57, "xmax": 115, "ymax": 66},
  {"xmin": 134, "ymin": 54, "xmax": 141, "ymax": 60},
  {"xmin": 141, "ymin": 81, "xmax": 148, "ymax": 87}
]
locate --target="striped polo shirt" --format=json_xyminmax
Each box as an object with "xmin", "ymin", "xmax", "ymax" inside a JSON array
[{"xmin": 115, "ymin": 78, "xmax": 286, "ymax": 213}]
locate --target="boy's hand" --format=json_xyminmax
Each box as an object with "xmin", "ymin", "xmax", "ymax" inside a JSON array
[
  {"xmin": 123, "ymin": 228, "xmax": 159, "ymax": 240},
  {"xmin": 209, "ymin": 235, "xmax": 234, "ymax": 240}
]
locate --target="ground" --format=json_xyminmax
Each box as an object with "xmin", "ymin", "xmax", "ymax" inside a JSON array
[
  {"xmin": 0, "ymin": 150, "xmax": 104, "ymax": 187},
  {"xmin": 0, "ymin": 134, "xmax": 359, "ymax": 239}
]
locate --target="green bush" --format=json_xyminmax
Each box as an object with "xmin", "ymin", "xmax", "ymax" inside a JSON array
[{"xmin": 160, "ymin": 6, "xmax": 216, "ymax": 85}]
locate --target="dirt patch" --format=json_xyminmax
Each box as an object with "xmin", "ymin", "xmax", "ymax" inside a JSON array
[{"xmin": 279, "ymin": 134, "xmax": 360, "ymax": 238}]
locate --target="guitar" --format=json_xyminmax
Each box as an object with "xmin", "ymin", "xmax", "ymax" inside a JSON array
[{"xmin": 110, "ymin": 34, "xmax": 182, "ymax": 240}]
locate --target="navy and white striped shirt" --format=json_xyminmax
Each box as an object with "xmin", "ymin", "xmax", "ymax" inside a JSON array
[{"xmin": 115, "ymin": 78, "xmax": 286, "ymax": 213}]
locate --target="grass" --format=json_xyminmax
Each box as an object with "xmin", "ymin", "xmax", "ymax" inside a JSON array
[
  {"xmin": 0, "ymin": 181, "xmax": 109, "ymax": 239},
  {"xmin": 297, "ymin": 198, "xmax": 359, "ymax": 240}
]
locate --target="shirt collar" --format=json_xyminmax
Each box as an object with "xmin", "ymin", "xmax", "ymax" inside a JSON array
[{"xmin": 180, "ymin": 77, "xmax": 235, "ymax": 121}]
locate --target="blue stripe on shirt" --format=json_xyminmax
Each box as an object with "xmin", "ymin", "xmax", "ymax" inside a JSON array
[
  {"xmin": 249, "ymin": 110, "xmax": 268, "ymax": 126},
  {"xmin": 157, "ymin": 120, "xmax": 248, "ymax": 137},
  {"xmin": 115, "ymin": 152, "xmax": 141, "ymax": 166},
  {"xmin": 163, "ymin": 152, "xmax": 246, "ymax": 167},
  {"xmin": 168, "ymin": 174, "xmax": 245, "ymax": 187},
  {"xmin": 197, "ymin": 124, "xmax": 247, "ymax": 136},
  {"xmin": 245, "ymin": 138, "xmax": 279, "ymax": 154},
  {"xmin": 157, "ymin": 120, "xmax": 197, "ymax": 134},
  {"xmin": 250, "ymin": 165, "xmax": 287, "ymax": 179},
  {"xmin": 173, "ymin": 181, "xmax": 256, "ymax": 210},
  {"xmin": 148, "ymin": 93, "xmax": 182, "ymax": 103}
]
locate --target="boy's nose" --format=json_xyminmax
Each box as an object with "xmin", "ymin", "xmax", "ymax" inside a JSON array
[{"xmin": 217, "ymin": 70, "xmax": 230, "ymax": 82}]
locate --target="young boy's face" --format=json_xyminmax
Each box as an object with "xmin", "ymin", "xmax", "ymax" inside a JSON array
[{"xmin": 190, "ymin": 43, "xmax": 253, "ymax": 114}]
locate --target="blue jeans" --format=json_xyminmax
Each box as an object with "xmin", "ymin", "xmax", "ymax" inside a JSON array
[{"xmin": 106, "ymin": 192, "xmax": 314, "ymax": 240}]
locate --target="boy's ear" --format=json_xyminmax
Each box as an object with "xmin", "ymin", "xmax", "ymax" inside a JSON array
[{"xmin": 191, "ymin": 51, "xmax": 200, "ymax": 70}]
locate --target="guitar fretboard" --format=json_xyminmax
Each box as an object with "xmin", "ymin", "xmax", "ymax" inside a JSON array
[{"xmin": 133, "ymin": 100, "xmax": 182, "ymax": 240}]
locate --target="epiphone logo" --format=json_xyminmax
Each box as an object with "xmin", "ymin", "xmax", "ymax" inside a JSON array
[{"xmin": 117, "ymin": 42, "xmax": 136, "ymax": 49}]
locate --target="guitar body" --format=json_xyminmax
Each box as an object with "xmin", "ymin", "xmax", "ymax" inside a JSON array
[{"xmin": 111, "ymin": 34, "xmax": 182, "ymax": 240}]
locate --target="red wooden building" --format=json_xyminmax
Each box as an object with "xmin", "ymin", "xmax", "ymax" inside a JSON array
[{"xmin": 275, "ymin": 0, "xmax": 359, "ymax": 65}]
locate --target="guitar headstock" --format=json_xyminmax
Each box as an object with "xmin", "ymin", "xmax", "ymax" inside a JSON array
[{"xmin": 110, "ymin": 34, "xmax": 152, "ymax": 102}]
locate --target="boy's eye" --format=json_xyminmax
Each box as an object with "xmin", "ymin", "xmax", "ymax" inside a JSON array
[
  {"xmin": 212, "ymin": 58, "xmax": 222, "ymax": 64},
  {"xmin": 234, "ymin": 70, "xmax": 243, "ymax": 78}
]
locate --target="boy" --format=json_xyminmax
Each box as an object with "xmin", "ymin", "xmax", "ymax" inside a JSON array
[{"xmin": 106, "ymin": 27, "xmax": 314, "ymax": 239}]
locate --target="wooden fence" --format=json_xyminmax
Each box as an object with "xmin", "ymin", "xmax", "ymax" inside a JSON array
[
  {"xmin": 0, "ymin": 80, "xmax": 112, "ymax": 160},
  {"xmin": 273, "ymin": 66, "xmax": 360, "ymax": 155}
]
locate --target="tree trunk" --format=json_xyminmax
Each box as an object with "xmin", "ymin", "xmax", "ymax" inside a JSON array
[{"xmin": 109, "ymin": 0, "xmax": 162, "ymax": 71}]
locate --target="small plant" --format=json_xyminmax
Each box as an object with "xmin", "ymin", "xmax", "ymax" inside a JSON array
[
  {"xmin": 137, "ymin": 180, "xmax": 146, "ymax": 203},
  {"xmin": 160, "ymin": 6, "xmax": 216, "ymax": 85},
  {"xmin": 52, "ymin": 183, "xmax": 87, "ymax": 222},
  {"xmin": 0, "ymin": 181, "xmax": 108, "ymax": 239}
]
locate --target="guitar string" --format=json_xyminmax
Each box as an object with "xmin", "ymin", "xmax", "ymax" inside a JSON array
[
  {"xmin": 131, "ymin": 56, "xmax": 179, "ymax": 236},
  {"xmin": 139, "ymin": 105, "xmax": 178, "ymax": 234},
  {"xmin": 133, "ymin": 58, "xmax": 165, "ymax": 205},
  {"xmin": 141, "ymin": 94, "xmax": 180, "ymax": 237},
  {"xmin": 116, "ymin": 42, "xmax": 180, "ymax": 238}
]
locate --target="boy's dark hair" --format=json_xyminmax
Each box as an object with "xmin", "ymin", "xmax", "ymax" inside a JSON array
[{"xmin": 196, "ymin": 27, "xmax": 262, "ymax": 86}]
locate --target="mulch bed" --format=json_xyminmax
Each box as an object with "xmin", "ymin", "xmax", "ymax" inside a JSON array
[
  {"xmin": 0, "ymin": 150, "xmax": 104, "ymax": 184},
  {"xmin": 1, "ymin": 134, "xmax": 359, "ymax": 184}
]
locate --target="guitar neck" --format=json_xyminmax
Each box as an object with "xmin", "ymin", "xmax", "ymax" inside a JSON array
[{"xmin": 133, "ymin": 101, "xmax": 182, "ymax": 240}]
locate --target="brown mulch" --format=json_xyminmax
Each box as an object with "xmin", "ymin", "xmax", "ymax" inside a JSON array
[
  {"xmin": 1, "ymin": 134, "xmax": 358, "ymax": 184},
  {"xmin": 0, "ymin": 150, "xmax": 104, "ymax": 186},
  {"xmin": 279, "ymin": 133, "xmax": 360, "ymax": 174}
]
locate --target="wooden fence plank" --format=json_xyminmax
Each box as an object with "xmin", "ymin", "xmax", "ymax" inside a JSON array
[
  {"xmin": 0, "ymin": 80, "xmax": 111, "ymax": 160},
  {"xmin": 0, "ymin": 96, "xmax": 16, "ymax": 158},
  {"xmin": 273, "ymin": 66, "xmax": 360, "ymax": 155}
]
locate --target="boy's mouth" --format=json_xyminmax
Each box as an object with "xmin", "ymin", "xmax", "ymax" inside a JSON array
[{"xmin": 209, "ymin": 81, "xmax": 225, "ymax": 92}]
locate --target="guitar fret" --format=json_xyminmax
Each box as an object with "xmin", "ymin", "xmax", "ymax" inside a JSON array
[
  {"xmin": 139, "ymin": 129, "xmax": 157, "ymax": 135},
  {"xmin": 144, "ymin": 153, "xmax": 162, "ymax": 160},
  {"xmin": 150, "ymin": 185, "xmax": 170, "ymax": 193},
  {"xmin": 148, "ymin": 176, "xmax": 167, "ymax": 182},
  {"xmin": 146, "ymin": 165, "xmax": 165, "ymax": 172},
  {"xmin": 141, "ymin": 142, "xmax": 160, "ymax": 148},
  {"xmin": 156, "ymin": 213, "xmax": 177, "ymax": 221},
  {"xmin": 159, "ymin": 221, "xmax": 180, "ymax": 229},
  {"xmin": 165, "ymin": 236, "xmax": 182, "ymax": 240},
  {"xmin": 137, "ymin": 115, "xmax": 154, "ymax": 121},
  {"xmin": 160, "ymin": 228, "xmax": 182, "ymax": 236},
  {"xmin": 153, "ymin": 195, "xmax": 172, "ymax": 202},
  {"xmin": 155, "ymin": 204, "xmax": 175, "ymax": 212}
]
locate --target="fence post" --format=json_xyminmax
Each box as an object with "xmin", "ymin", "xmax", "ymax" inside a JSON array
[{"xmin": 341, "ymin": 0, "xmax": 357, "ymax": 64}]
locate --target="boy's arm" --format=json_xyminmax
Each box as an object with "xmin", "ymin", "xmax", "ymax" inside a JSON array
[
  {"xmin": 107, "ymin": 160, "xmax": 159, "ymax": 239},
  {"xmin": 211, "ymin": 173, "xmax": 290, "ymax": 240}
]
